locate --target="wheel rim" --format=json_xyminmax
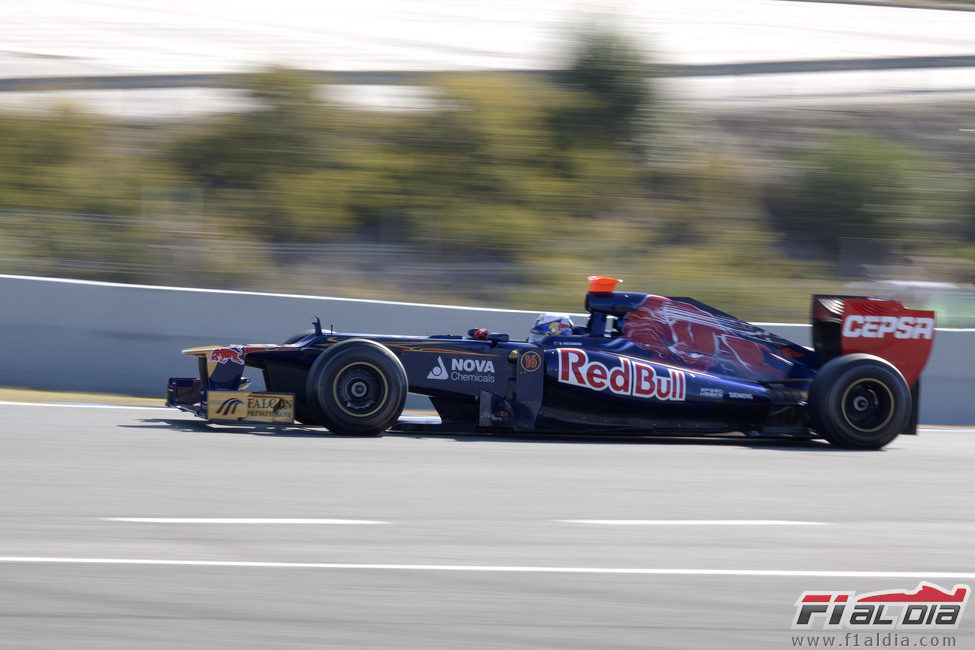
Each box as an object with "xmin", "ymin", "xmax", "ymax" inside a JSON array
[
  {"xmin": 331, "ymin": 362, "xmax": 388, "ymax": 418},
  {"xmin": 840, "ymin": 378, "xmax": 895, "ymax": 433}
]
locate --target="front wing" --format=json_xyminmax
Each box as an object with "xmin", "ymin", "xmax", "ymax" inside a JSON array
[{"xmin": 166, "ymin": 378, "xmax": 295, "ymax": 423}]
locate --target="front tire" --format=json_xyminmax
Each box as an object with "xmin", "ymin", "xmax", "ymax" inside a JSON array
[
  {"xmin": 808, "ymin": 353, "xmax": 911, "ymax": 449},
  {"xmin": 304, "ymin": 339, "xmax": 407, "ymax": 436}
]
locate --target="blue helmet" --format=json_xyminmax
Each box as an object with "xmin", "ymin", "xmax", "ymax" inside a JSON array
[{"xmin": 530, "ymin": 313, "xmax": 575, "ymax": 343}]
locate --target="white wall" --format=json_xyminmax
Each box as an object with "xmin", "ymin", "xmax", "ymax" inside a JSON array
[
  {"xmin": 0, "ymin": 275, "xmax": 541, "ymax": 401},
  {"xmin": 0, "ymin": 275, "xmax": 969, "ymax": 424}
]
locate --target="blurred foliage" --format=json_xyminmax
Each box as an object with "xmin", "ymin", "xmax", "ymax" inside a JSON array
[
  {"xmin": 553, "ymin": 24, "xmax": 655, "ymax": 144},
  {"xmin": 0, "ymin": 26, "xmax": 973, "ymax": 323},
  {"xmin": 766, "ymin": 135, "xmax": 970, "ymax": 261}
]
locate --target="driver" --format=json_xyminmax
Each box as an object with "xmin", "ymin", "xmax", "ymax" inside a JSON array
[{"xmin": 529, "ymin": 313, "xmax": 575, "ymax": 343}]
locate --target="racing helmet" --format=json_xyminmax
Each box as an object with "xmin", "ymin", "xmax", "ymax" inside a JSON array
[{"xmin": 529, "ymin": 313, "xmax": 575, "ymax": 343}]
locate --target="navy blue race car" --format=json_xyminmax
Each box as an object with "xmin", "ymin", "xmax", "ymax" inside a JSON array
[{"xmin": 166, "ymin": 277, "xmax": 935, "ymax": 449}]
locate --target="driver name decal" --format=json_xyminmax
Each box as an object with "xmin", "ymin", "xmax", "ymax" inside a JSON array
[{"xmin": 557, "ymin": 348, "xmax": 685, "ymax": 401}]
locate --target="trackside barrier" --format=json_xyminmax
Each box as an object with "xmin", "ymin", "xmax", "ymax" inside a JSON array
[{"xmin": 0, "ymin": 275, "xmax": 970, "ymax": 425}]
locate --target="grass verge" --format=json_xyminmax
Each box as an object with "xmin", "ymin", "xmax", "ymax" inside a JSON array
[{"xmin": 0, "ymin": 387, "xmax": 163, "ymax": 407}]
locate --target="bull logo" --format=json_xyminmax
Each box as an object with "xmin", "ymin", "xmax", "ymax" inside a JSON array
[{"xmin": 209, "ymin": 347, "xmax": 244, "ymax": 365}]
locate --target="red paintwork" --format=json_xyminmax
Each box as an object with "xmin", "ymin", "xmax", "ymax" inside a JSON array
[
  {"xmin": 841, "ymin": 299, "xmax": 935, "ymax": 386},
  {"xmin": 623, "ymin": 295, "xmax": 785, "ymax": 379}
]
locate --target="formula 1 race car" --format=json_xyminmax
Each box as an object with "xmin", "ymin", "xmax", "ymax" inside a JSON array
[{"xmin": 166, "ymin": 277, "xmax": 935, "ymax": 449}]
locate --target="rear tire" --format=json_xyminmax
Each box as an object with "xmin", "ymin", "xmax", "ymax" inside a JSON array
[
  {"xmin": 304, "ymin": 339, "xmax": 407, "ymax": 436},
  {"xmin": 808, "ymin": 353, "xmax": 911, "ymax": 449}
]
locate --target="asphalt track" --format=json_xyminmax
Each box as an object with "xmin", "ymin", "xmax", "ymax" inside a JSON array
[{"xmin": 0, "ymin": 403, "xmax": 973, "ymax": 649}]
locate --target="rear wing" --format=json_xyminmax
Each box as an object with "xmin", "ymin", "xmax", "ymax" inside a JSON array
[{"xmin": 812, "ymin": 295, "xmax": 935, "ymax": 434}]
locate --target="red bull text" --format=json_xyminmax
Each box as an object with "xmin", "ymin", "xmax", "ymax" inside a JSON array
[{"xmin": 557, "ymin": 348, "xmax": 686, "ymax": 401}]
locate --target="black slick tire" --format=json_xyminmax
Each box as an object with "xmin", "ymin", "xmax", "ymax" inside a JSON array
[
  {"xmin": 304, "ymin": 339, "xmax": 407, "ymax": 436},
  {"xmin": 808, "ymin": 353, "xmax": 911, "ymax": 450}
]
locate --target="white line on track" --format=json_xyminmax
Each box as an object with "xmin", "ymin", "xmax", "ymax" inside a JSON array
[
  {"xmin": 0, "ymin": 557, "xmax": 972, "ymax": 578},
  {"xmin": 103, "ymin": 518, "xmax": 388, "ymax": 525},
  {"xmin": 0, "ymin": 401, "xmax": 437, "ymax": 418},
  {"xmin": 560, "ymin": 520, "xmax": 829, "ymax": 526},
  {"xmin": 0, "ymin": 400, "xmax": 164, "ymax": 410}
]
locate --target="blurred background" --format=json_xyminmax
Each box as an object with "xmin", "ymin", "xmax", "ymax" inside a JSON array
[{"xmin": 2, "ymin": 0, "xmax": 975, "ymax": 323}]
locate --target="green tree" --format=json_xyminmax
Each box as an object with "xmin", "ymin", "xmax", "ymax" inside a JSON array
[
  {"xmin": 0, "ymin": 106, "xmax": 95, "ymax": 207},
  {"xmin": 767, "ymin": 135, "xmax": 967, "ymax": 260},
  {"xmin": 167, "ymin": 67, "xmax": 331, "ymax": 189},
  {"xmin": 553, "ymin": 24, "xmax": 656, "ymax": 144}
]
